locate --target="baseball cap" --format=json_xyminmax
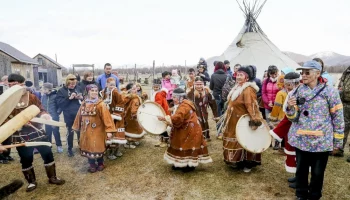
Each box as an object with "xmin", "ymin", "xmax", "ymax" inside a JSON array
[{"xmin": 296, "ymin": 61, "xmax": 322, "ymax": 71}]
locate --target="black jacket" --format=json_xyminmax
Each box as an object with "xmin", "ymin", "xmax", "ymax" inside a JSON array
[
  {"xmin": 197, "ymin": 72, "xmax": 210, "ymax": 86},
  {"xmin": 210, "ymin": 69, "xmax": 227, "ymax": 99},
  {"xmin": 56, "ymin": 86, "xmax": 82, "ymax": 115},
  {"xmin": 254, "ymin": 78, "xmax": 262, "ymax": 98},
  {"xmin": 41, "ymin": 90, "xmax": 61, "ymax": 120},
  {"xmin": 77, "ymin": 79, "xmax": 99, "ymax": 97}
]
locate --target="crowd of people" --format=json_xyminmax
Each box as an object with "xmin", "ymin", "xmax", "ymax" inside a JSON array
[{"xmin": 0, "ymin": 58, "xmax": 349, "ymax": 200}]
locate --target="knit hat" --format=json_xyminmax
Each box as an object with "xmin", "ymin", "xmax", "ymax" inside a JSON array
[
  {"xmin": 25, "ymin": 80, "xmax": 33, "ymax": 87},
  {"xmin": 172, "ymin": 69, "xmax": 178, "ymax": 75},
  {"xmin": 224, "ymin": 60, "xmax": 230, "ymax": 65},
  {"xmin": 43, "ymin": 82, "xmax": 53, "ymax": 90}
]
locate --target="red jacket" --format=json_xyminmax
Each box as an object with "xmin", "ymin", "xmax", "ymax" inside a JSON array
[{"xmin": 155, "ymin": 90, "xmax": 170, "ymax": 115}]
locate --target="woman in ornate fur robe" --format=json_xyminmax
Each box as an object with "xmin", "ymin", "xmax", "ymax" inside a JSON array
[
  {"xmin": 73, "ymin": 84, "xmax": 116, "ymax": 173},
  {"xmin": 222, "ymin": 66, "xmax": 263, "ymax": 173},
  {"xmin": 187, "ymin": 77, "xmax": 218, "ymax": 140},
  {"xmin": 123, "ymin": 83, "xmax": 146, "ymax": 148},
  {"xmin": 158, "ymin": 88, "xmax": 212, "ymax": 172}
]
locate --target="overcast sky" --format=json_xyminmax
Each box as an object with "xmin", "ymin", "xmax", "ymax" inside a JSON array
[{"xmin": 1, "ymin": 0, "xmax": 349, "ymax": 68}]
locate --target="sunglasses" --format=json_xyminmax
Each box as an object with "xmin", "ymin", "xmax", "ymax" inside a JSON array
[
  {"xmin": 300, "ymin": 71, "xmax": 312, "ymax": 75},
  {"xmin": 68, "ymin": 78, "xmax": 77, "ymax": 81}
]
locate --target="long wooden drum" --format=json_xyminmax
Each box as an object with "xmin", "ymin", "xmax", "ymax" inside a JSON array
[
  {"xmin": 236, "ymin": 114, "xmax": 271, "ymax": 153},
  {"xmin": 0, "ymin": 85, "xmax": 25, "ymax": 125},
  {"xmin": 137, "ymin": 101, "xmax": 167, "ymax": 135}
]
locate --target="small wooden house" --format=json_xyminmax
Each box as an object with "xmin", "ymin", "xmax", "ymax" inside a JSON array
[
  {"xmin": 0, "ymin": 41, "xmax": 38, "ymax": 85},
  {"xmin": 33, "ymin": 54, "xmax": 64, "ymax": 87}
]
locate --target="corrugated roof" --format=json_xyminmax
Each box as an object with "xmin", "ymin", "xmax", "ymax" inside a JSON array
[
  {"xmin": 34, "ymin": 53, "xmax": 64, "ymax": 69},
  {"xmin": 0, "ymin": 42, "xmax": 39, "ymax": 65}
]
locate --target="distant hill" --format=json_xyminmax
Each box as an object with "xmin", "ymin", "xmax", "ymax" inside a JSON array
[{"xmin": 283, "ymin": 51, "xmax": 350, "ymax": 66}]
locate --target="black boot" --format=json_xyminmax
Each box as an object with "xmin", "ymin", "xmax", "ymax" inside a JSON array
[
  {"xmin": 182, "ymin": 166, "xmax": 195, "ymax": 173},
  {"xmin": 273, "ymin": 141, "xmax": 280, "ymax": 150},
  {"xmin": 0, "ymin": 180, "xmax": 24, "ymax": 198},
  {"xmin": 45, "ymin": 163, "xmax": 65, "ymax": 185},
  {"xmin": 289, "ymin": 182, "xmax": 296, "ymax": 189},
  {"xmin": 22, "ymin": 167, "xmax": 37, "ymax": 192},
  {"xmin": 288, "ymin": 177, "xmax": 296, "ymax": 183}
]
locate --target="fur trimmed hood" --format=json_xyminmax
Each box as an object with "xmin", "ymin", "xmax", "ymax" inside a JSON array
[{"xmin": 228, "ymin": 82, "xmax": 259, "ymax": 102}]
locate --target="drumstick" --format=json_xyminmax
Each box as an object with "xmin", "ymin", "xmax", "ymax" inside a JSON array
[
  {"xmin": 2, "ymin": 142, "xmax": 52, "ymax": 149},
  {"xmin": 30, "ymin": 118, "xmax": 66, "ymax": 127},
  {"xmin": 26, "ymin": 123, "xmax": 44, "ymax": 133}
]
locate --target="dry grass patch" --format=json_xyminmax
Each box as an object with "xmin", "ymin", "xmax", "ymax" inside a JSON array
[{"xmin": 1, "ymin": 85, "xmax": 349, "ymax": 200}]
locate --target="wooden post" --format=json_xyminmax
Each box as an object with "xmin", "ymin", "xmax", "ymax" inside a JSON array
[
  {"xmin": 152, "ymin": 60, "xmax": 155, "ymax": 83},
  {"xmin": 134, "ymin": 64, "xmax": 137, "ymax": 82}
]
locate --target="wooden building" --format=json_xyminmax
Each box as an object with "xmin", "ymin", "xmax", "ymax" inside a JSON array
[
  {"xmin": 33, "ymin": 54, "xmax": 64, "ymax": 87},
  {"xmin": 0, "ymin": 41, "xmax": 38, "ymax": 85}
]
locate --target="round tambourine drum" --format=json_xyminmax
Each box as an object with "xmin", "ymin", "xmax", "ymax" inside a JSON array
[
  {"xmin": 236, "ymin": 114, "xmax": 271, "ymax": 153},
  {"xmin": 0, "ymin": 85, "xmax": 24, "ymax": 125},
  {"xmin": 137, "ymin": 101, "xmax": 167, "ymax": 135}
]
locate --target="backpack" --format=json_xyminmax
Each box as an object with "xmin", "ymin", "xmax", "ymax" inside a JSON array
[
  {"xmin": 221, "ymin": 76, "xmax": 235, "ymax": 102},
  {"xmin": 340, "ymin": 71, "xmax": 350, "ymax": 102}
]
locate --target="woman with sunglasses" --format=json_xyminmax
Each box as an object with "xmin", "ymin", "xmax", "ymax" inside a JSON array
[{"xmin": 56, "ymin": 74, "xmax": 84, "ymax": 157}]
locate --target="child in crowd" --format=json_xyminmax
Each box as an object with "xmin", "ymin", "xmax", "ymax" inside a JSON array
[
  {"xmin": 185, "ymin": 68, "xmax": 196, "ymax": 93},
  {"xmin": 170, "ymin": 69, "xmax": 181, "ymax": 88},
  {"xmin": 197, "ymin": 65, "xmax": 210, "ymax": 86},
  {"xmin": 161, "ymin": 71, "xmax": 174, "ymax": 106},
  {"xmin": 41, "ymin": 83, "xmax": 63, "ymax": 153},
  {"xmin": 152, "ymin": 79, "xmax": 170, "ymax": 147},
  {"xmin": 136, "ymin": 83, "xmax": 148, "ymax": 102}
]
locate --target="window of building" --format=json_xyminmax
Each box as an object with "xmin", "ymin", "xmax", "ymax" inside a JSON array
[
  {"xmin": 38, "ymin": 58, "xmax": 43, "ymax": 65},
  {"xmin": 26, "ymin": 69, "xmax": 30, "ymax": 78}
]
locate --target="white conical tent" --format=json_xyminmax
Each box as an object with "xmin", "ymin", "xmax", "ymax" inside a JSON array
[{"xmin": 207, "ymin": 0, "xmax": 300, "ymax": 78}]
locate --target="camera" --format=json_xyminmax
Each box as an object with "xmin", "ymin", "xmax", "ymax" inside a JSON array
[{"xmin": 296, "ymin": 97, "xmax": 306, "ymax": 105}]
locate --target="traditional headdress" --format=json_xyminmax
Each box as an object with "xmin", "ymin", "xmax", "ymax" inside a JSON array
[
  {"xmin": 172, "ymin": 88, "xmax": 186, "ymax": 98},
  {"xmin": 85, "ymin": 84, "xmax": 98, "ymax": 94}
]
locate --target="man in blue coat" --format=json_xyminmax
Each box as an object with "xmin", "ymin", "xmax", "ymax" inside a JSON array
[{"xmin": 96, "ymin": 63, "xmax": 120, "ymax": 91}]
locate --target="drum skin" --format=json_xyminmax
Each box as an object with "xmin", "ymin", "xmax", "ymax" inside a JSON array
[
  {"xmin": 0, "ymin": 85, "xmax": 24, "ymax": 125},
  {"xmin": 236, "ymin": 114, "xmax": 271, "ymax": 153},
  {"xmin": 137, "ymin": 101, "xmax": 167, "ymax": 135}
]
